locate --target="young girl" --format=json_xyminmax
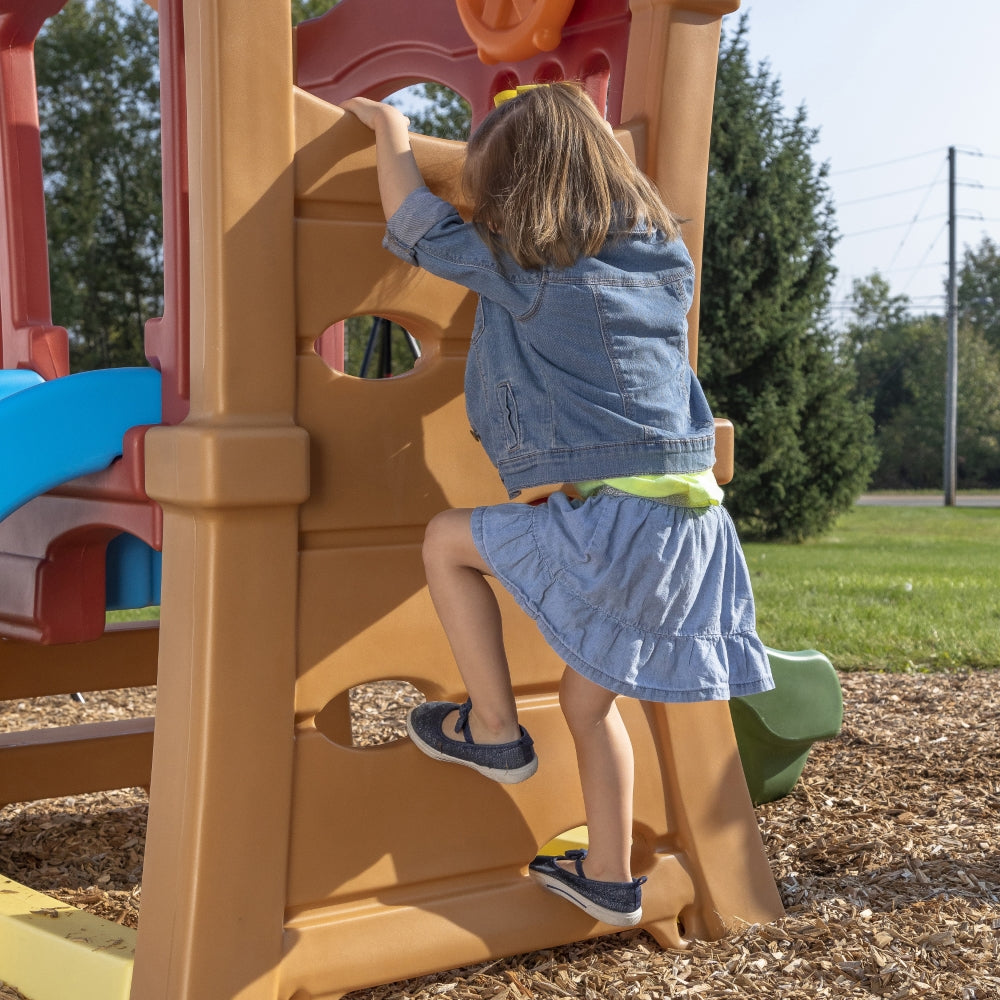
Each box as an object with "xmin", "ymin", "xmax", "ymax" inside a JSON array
[{"xmin": 342, "ymin": 83, "xmax": 773, "ymax": 928}]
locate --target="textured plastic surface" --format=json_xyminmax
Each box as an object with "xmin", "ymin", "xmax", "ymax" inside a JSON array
[{"xmin": 730, "ymin": 648, "xmax": 844, "ymax": 805}]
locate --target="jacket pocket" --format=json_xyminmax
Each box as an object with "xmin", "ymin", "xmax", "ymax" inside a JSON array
[{"xmin": 496, "ymin": 382, "xmax": 521, "ymax": 451}]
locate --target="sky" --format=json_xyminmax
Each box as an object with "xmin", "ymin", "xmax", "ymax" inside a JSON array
[{"xmin": 735, "ymin": 0, "xmax": 1000, "ymax": 322}]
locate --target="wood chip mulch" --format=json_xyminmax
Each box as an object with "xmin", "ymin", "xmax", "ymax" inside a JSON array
[{"xmin": 1, "ymin": 669, "xmax": 998, "ymax": 1000}]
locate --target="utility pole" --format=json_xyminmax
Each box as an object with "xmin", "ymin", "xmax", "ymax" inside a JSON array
[{"xmin": 943, "ymin": 145, "xmax": 958, "ymax": 506}]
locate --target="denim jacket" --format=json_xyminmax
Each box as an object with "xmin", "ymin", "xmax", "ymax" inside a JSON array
[{"xmin": 384, "ymin": 187, "xmax": 716, "ymax": 498}]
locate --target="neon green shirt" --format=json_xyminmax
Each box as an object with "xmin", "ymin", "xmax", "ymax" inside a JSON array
[{"xmin": 576, "ymin": 470, "xmax": 723, "ymax": 507}]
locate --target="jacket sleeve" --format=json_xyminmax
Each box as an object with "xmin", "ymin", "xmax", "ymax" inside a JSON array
[{"xmin": 383, "ymin": 187, "xmax": 540, "ymax": 316}]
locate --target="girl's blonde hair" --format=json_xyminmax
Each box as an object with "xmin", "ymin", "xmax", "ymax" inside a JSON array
[{"xmin": 463, "ymin": 81, "xmax": 681, "ymax": 270}]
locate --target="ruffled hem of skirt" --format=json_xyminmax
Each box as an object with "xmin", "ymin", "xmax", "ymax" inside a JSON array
[
  {"xmin": 471, "ymin": 501, "xmax": 775, "ymax": 704},
  {"xmin": 527, "ymin": 615, "xmax": 775, "ymax": 703}
]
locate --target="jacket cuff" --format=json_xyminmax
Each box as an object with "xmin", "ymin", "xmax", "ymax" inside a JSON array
[{"xmin": 382, "ymin": 186, "xmax": 456, "ymax": 261}]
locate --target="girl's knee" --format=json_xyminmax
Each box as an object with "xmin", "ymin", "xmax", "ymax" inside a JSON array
[
  {"xmin": 422, "ymin": 510, "xmax": 452, "ymax": 571},
  {"xmin": 422, "ymin": 508, "xmax": 478, "ymax": 573},
  {"xmin": 559, "ymin": 668, "xmax": 617, "ymax": 735}
]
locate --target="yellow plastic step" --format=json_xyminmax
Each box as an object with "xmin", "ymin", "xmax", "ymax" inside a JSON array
[{"xmin": 0, "ymin": 875, "xmax": 134, "ymax": 1000}]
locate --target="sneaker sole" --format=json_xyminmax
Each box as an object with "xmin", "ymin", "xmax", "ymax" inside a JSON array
[
  {"xmin": 529, "ymin": 869, "xmax": 643, "ymax": 926},
  {"xmin": 405, "ymin": 715, "xmax": 539, "ymax": 785}
]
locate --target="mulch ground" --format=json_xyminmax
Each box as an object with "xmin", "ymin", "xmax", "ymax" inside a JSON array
[{"xmin": 1, "ymin": 669, "xmax": 998, "ymax": 1000}]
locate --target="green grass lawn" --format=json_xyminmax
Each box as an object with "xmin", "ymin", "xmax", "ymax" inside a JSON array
[
  {"xmin": 107, "ymin": 607, "xmax": 159, "ymax": 623},
  {"xmin": 745, "ymin": 505, "xmax": 1000, "ymax": 672}
]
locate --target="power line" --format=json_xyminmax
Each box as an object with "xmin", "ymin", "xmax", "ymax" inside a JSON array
[
  {"xmin": 839, "ymin": 182, "xmax": 946, "ymax": 207},
  {"xmin": 955, "ymin": 147, "xmax": 1000, "ymax": 160},
  {"xmin": 827, "ymin": 147, "xmax": 999, "ymax": 330},
  {"xmin": 886, "ymin": 258, "xmax": 947, "ymax": 275},
  {"xmin": 826, "ymin": 294, "xmax": 945, "ymax": 312},
  {"xmin": 900, "ymin": 221, "xmax": 948, "ymax": 294},
  {"xmin": 885, "ymin": 158, "xmax": 949, "ymax": 272},
  {"xmin": 841, "ymin": 214, "xmax": 947, "ymax": 239},
  {"xmin": 831, "ymin": 148, "xmax": 944, "ymax": 176},
  {"xmin": 837, "ymin": 147, "xmax": 999, "ymax": 277}
]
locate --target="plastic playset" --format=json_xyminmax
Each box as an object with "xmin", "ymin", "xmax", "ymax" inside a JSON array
[{"xmin": 0, "ymin": 1, "xmax": 841, "ymax": 997}]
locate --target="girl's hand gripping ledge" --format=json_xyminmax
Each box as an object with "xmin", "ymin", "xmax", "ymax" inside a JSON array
[{"xmin": 341, "ymin": 97, "xmax": 424, "ymax": 220}]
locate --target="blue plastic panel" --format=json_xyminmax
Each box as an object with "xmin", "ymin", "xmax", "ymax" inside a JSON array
[{"xmin": 105, "ymin": 532, "xmax": 162, "ymax": 610}]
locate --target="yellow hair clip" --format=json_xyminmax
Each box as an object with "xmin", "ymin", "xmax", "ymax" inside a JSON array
[{"xmin": 493, "ymin": 83, "xmax": 548, "ymax": 108}]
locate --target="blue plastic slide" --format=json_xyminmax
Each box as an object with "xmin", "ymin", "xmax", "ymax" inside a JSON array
[{"xmin": 0, "ymin": 367, "xmax": 162, "ymax": 522}]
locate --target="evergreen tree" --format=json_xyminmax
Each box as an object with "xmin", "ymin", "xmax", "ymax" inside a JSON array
[
  {"xmin": 36, "ymin": 0, "xmax": 162, "ymax": 371},
  {"xmin": 699, "ymin": 16, "xmax": 876, "ymax": 540}
]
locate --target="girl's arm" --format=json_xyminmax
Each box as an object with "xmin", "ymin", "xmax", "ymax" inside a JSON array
[{"xmin": 341, "ymin": 97, "xmax": 424, "ymax": 220}]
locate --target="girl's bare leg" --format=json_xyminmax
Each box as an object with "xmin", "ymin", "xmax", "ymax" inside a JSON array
[
  {"xmin": 558, "ymin": 667, "xmax": 635, "ymax": 882},
  {"xmin": 422, "ymin": 508, "xmax": 521, "ymax": 744}
]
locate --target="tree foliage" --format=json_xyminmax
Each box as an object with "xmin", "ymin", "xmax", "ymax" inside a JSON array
[
  {"xmin": 291, "ymin": 0, "xmax": 338, "ymax": 26},
  {"xmin": 36, "ymin": 0, "xmax": 162, "ymax": 371},
  {"xmin": 957, "ymin": 235, "xmax": 1000, "ymax": 354},
  {"xmin": 845, "ymin": 270, "xmax": 1000, "ymax": 489},
  {"xmin": 403, "ymin": 83, "xmax": 472, "ymax": 141},
  {"xmin": 698, "ymin": 17, "xmax": 876, "ymax": 540}
]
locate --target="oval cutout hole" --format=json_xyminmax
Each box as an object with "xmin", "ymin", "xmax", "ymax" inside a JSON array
[
  {"xmin": 315, "ymin": 316, "xmax": 422, "ymax": 377},
  {"xmin": 315, "ymin": 680, "xmax": 425, "ymax": 748}
]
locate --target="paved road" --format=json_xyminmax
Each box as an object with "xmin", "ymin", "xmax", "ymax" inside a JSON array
[{"xmin": 857, "ymin": 493, "xmax": 1000, "ymax": 507}]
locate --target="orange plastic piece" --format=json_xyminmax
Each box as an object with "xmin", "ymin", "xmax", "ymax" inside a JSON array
[{"xmin": 455, "ymin": 0, "xmax": 575, "ymax": 64}]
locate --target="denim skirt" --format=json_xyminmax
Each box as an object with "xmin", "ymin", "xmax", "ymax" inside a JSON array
[{"xmin": 471, "ymin": 490, "xmax": 774, "ymax": 703}]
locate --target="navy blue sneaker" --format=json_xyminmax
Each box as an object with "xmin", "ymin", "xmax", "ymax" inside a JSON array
[
  {"xmin": 529, "ymin": 849, "xmax": 647, "ymax": 926},
  {"xmin": 406, "ymin": 699, "xmax": 538, "ymax": 784}
]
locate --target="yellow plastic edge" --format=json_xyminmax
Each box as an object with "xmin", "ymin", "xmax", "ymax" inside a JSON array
[
  {"xmin": 539, "ymin": 826, "xmax": 589, "ymax": 856},
  {"xmin": 0, "ymin": 876, "xmax": 134, "ymax": 1000}
]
